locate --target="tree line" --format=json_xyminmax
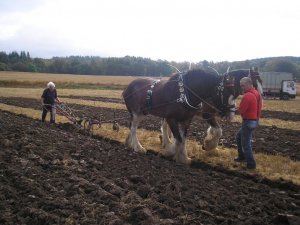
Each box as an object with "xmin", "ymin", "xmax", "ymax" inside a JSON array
[{"xmin": 0, "ymin": 51, "xmax": 299, "ymax": 79}]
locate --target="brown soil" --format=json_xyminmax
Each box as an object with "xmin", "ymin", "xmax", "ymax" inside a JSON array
[
  {"xmin": 0, "ymin": 110, "xmax": 300, "ymax": 225},
  {"xmin": 1, "ymin": 97, "xmax": 300, "ymax": 161}
]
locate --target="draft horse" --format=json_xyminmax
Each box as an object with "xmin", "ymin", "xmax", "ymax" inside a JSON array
[
  {"xmin": 122, "ymin": 69, "xmax": 236, "ymax": 164},
  {"xmin": 159, "ymin": 67, "xmax": 264, "ymax": 156},
  {"xmin": 225, "ymin": 67, "xmax": 263, "ymax": 97}
]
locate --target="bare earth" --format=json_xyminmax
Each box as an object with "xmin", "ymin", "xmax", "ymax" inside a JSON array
[
  {"xmin": 0, "ymin": 97, "xmax": 300, "ymax": 225},
  {"xmin": 1, "ymin": 97, "xmax": 300, "ymax": 160}
]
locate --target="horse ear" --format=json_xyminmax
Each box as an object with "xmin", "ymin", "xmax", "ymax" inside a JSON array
[{"xmin": 226, "ymin": 66, "xmax": 230, "ymax": 74}]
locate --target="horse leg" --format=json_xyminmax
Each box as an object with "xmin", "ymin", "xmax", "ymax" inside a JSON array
[
  {"xmin": 160, "ymin": 119, "xmax": 173, "ymax": 147},
  {"xmin": 125, "ymin": 113, "xmax": 146, "ymax": 153},
  {"xmin": 173, "ymin": 120, "xmax": 192, "ymax": 165},
  {"xmin": 162, "ymin": 118, "xmax": 191, "ymax": 165},
  {"xmin": 202, "ymin": 114, "xmax": 222, "ymax": 151},
  {"xmin": 160, "ymin": 119, "xmax": 178, "ymax": 158}
]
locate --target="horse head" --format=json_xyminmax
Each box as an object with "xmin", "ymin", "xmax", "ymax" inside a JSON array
[
  {"xmin": 225, "ymin": 67, "xmax": 263, "ymax": 98},
  {"xmin": 215, "ymin": 73, "xmax": 236, "ymax": 121},
  {"xmin": 249, "ymin": 67, "xmax": 263, "ymax": 95}
]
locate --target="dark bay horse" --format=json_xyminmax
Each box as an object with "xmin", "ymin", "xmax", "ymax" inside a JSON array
[
  {"xmin": 225, "ymin": 67, "xmax": 263, "ymax": 97},
  {"xmin": 159, "ymin": 67, "xmax": 264, "ymax": 159},
  {"xmin": 122, "ymin": 69, "xmax": 236, "ymax": 164}
]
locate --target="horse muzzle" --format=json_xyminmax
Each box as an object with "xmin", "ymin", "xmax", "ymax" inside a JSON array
[
  {"xmin": 221, "ymin": 106, "xmax": 236, "ymax": 121},
  {"xmin": 223, "ymin": 112, "xmax": 235, "ymax": 121}
]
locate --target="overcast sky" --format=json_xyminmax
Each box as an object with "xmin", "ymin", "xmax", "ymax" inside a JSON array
[{"xmin": 0, "ymin": 0, "xmax": 299, "ymax": 62}]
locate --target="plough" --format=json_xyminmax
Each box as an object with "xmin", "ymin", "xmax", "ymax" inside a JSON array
[{"xmin": 53, "ymin": 103, "xmax": 122, "ymax": 134}]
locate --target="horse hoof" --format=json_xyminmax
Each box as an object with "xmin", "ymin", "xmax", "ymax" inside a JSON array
[
  {"xmin": 185, "ymin": 157, "xmax": 192, "ymax": 165},
  {"xmin": 161, "ymin": 151, "xmax": 174, "ymax": 159},
  {"xmin": 182, "ymin": 158, "xmax": 192, "ymax": 165},
  {"xmin": 203, "ymin": 141, "xmax": 218, "ymax": 151},
  {"xmin": 161, "ymin": 143, "xmax": 176, "ymax": 157},
  {"xmin": 175, "ymin": 156, "xmax": 191, "ymax": 165},
  {"xmin": 134, "ymin": 147, "xmax": 147, "ymax": 153}
]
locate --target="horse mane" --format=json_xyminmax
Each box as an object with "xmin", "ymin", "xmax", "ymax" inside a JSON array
[
  {"xmin": 227, "ymin": 69, "xmax": 249, "ymax": 78},
  {"xmin": 168, "ymin": 69, "xmax": 221, "ymax": 82}
]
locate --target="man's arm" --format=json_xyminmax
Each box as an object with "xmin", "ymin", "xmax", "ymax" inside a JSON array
[
  {"xmin": 41, "ymin": 89, "xmax": 46, "ymax": 105},
  {"xmin": 54, "ymin": 89, "xmax": 60, "ymax": 103},
  {"xmin": 55, "ymin": 97, "xmax": 60, "ymax": 103}
]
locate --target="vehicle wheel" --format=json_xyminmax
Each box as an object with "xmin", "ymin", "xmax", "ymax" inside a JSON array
[{"xmin": 282, "ymin": 94, "xmax": 289, "ymax": 100}]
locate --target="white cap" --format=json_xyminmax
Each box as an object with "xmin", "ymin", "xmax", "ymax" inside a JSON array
[{"xmin": 47, "ymin": 81, "xmax": 55, "ymax": 88}]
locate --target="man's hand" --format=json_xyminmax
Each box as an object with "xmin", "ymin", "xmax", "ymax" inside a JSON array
[{"xmin": 234, "ymin": 108, "xmax": 240, "ymax": 115}]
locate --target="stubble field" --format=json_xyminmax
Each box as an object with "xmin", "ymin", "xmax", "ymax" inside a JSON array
[{"xmin": 0, "ymin": 72, "xmax": 299, "ymax": 225}]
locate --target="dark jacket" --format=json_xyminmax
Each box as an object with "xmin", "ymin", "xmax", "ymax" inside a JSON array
[{"xmin": 41, "ymin": 88, "xmax": 57, "ymax": 105}]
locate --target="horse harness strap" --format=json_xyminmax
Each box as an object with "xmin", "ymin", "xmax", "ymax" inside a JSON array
[
  {"xmin": 146, "ymin": 80, "xmax": 160, "ymax": 110},
  {"xmin": 176, "ymin": 73, "xmax": 201, "ymax": 110},
  {"xmin": 217, "ymin": 76, "xmax": 236, "ymax": 111},
  {"xmin": 217, "ymin": 81, "xmax": 225, "ymax": 106}
]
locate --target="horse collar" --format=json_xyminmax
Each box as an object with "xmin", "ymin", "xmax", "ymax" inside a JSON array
[{"xmin": 176, "ymin": 72, "xmax": 200, "ymax": 110}]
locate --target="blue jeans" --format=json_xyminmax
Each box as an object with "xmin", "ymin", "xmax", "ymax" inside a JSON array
[{"xmin": 236, "ymin": 120, "xmax": 258, "ymax": 168}]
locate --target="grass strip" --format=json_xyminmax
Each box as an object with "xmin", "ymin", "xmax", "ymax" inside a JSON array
[
  {"xmin": 0, "ymin": 80, "xmax": 125, "ymax": 90},
  {"xmin": 0, "ymin": 87, "xmax": 123, "ymax": 99}
]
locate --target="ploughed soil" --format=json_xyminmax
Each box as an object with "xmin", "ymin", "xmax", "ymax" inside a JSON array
[
  {"xmin": 0, "ymin": 97, "xmax": 300, "ymax": 161},
  {"xmin": 1, "ymin": 110, "xmax": 300, "ymax": 225}
]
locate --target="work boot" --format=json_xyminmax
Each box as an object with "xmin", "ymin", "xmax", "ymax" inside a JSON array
[
  {"xmin": 246, "ymin": 163, "xmax": 256, "ymax": 170},
  {"xmin": 234, "ymin": 157, "xmax": 246, "ymax": 163}
]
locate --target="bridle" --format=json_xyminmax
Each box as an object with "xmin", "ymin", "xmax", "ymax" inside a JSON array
[{"xmin": 216, "ymin": 75, "xmax": 236, "ymax": 114}]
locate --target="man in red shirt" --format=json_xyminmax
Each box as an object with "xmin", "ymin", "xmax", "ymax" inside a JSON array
[{"xmin": 235, "ymin": 77, "xmax": 262, "ymax": 170}]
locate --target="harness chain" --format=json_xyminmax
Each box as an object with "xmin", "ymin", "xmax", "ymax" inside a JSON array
[
  {"xmin": 176, "ymin": 72, "xmax": 201, "ymax": 109},
  {"xmin": 177, "ymin": 72, "xmax": 229, "ymax": 113}
]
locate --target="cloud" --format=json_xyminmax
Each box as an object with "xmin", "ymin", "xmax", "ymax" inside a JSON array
[{"xmin": 0, "ymin": 0, "xmax": 299, "ymax": 62}]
